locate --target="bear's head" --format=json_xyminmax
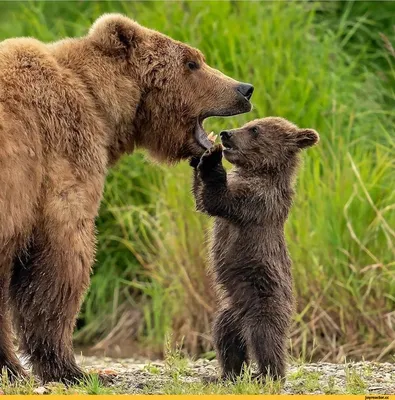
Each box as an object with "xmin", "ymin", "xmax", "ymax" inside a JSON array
[
  {"xmin": 88, "ymin": 14, "xmax": 253, "ymax": 163},
  {"xmin": 220, "ymin": 117, "xmax": 319, "ymax": 171}
]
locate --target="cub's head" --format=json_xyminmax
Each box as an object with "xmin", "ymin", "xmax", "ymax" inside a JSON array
[
  {"xmin": 88, "ymin": 14, "xmax": 253, "ymax": 163},
  {"xmin": 220, "ymin": 117, "xmax": 319, "ymax": 170}
]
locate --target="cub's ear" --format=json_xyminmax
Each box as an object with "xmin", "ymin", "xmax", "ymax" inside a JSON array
[
  {"xmin": 295, "ymin": 128, "xmax": 320, "ymax": 149},
  {"xmin": 88, "ymin": 13, "xmax": 142, "ymax": 57}
]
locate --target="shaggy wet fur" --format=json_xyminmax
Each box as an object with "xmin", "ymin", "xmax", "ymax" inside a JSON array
[
  {"xmin": 191, "ymin": 117, "xmax": 319, "ymax": 381},
  {"xmin": 0, "ymin": 14, "xmax": 252, "ymax": 383}
]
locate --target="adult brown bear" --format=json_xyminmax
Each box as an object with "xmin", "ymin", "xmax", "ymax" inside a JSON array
[{"xmin": 0, "ymin": 13, "xmax": 253, "ymax": 383}]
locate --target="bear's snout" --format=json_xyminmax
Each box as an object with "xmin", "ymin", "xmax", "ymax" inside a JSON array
[{"xmin": 236, "ymin": 82, "xmax": 254, "ymax": 101}]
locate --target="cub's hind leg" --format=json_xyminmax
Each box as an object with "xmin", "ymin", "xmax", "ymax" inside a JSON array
[
  {"xmin": 245, "ymin": 306, "xmax": 290, "ymax": 380},
  {"xmin": 212, "ymin": 307, "xmax": 248, "ymax": 380}
]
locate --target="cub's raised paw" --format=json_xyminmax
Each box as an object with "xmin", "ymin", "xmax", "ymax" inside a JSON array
[
  {"xmin": 189, "ymin": 156, "xmax": 201, "ymax": 169},
  {"xmin": 198, "ymin": 144, "xmax": 223, "ymax": 172},
  {"xmin": 207, "ymin": 143, "xmax": 223, "ymax": 156}
]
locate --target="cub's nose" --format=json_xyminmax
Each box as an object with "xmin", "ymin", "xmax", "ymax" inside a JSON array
[
  {"xmin": 237, "ymin": 83, "xmax": 254, "ymax": 100},
  {"xmin": 220, "ymin": 130, "xmax": 232, "ymax": 140}
]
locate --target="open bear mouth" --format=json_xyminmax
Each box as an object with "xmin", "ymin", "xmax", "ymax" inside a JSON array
[
  {"xmin": 194, "ymin": 99, "xmax": 252, "ymax": 150},
  {"xmin": 194, "ymin": 118, "xmax": 213, "ymax": 150},
  {"xmin": 194, "ymin": 111, "xmax": 244, "ymax": 150}
]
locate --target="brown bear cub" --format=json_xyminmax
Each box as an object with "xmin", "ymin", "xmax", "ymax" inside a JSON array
[{"xmin": 190, "ymin": 117, "xmax": 319, "ymax": 381}]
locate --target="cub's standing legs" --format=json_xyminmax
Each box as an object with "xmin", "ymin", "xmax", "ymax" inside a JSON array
[
  {"xmin": 213, "ymin": 301, "xmax": 289, "ymax": 381},
  {"xmin": 10, "ymin": 218, "xmax": 96, "ymax": 384}
]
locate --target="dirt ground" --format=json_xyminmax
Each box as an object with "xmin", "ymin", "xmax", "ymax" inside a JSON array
[
  {"xmin": 3, "ymin": 356, "xmax": 394, "ymax": 394},
  {"xmin": 76, "ymin": 356, "xmax": 395, "ymax": 394}
]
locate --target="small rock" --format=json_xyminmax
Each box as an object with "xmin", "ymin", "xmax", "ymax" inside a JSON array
[{"xmin": 33, "ymin": 387, "xmax": 47, "ymax": 395}]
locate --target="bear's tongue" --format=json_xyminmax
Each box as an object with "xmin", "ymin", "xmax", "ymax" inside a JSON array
[{"xmin": 194, "ymin": 120, "xmax": 213, "ymax": 150}]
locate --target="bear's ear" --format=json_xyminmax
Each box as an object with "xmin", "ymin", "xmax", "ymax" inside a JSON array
[
  {"xmin": 295, "ymin": 128, "xmax": 320, "ymax": 149},
  {"xmin": 88, "ymin": 13, "xmax": 142, "ymax": 57}
]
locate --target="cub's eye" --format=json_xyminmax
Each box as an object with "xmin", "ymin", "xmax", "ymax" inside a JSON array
[
  {"xmin": 186, "ymin": 61, "xmax": 199, "ymax": 71},
  {"xmin": 250, "ymin": 127, "xmax": 259, "ymax": 136}
]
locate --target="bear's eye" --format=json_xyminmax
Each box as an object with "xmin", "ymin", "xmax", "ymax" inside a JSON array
[
  {"xmin": 186, "ymin": 61, "xmax": 199, "ymax": 71},
  {"xmin": 250, "ymin": 127, "xmax": 259, "ymax": 136}
]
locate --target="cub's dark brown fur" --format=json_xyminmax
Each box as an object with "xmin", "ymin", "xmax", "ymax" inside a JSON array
[
  {"xmin": 0, "ymin": 14, "xmax": 253, "ymax": 383},
  {"xmin": 191, "ymin": 117, "xmax": 319, "ymax": 380}
]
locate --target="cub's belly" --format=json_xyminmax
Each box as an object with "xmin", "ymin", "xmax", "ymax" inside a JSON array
[{"xmin": 211, "ymin": 219, "xmax": 240, "ymax": 265}]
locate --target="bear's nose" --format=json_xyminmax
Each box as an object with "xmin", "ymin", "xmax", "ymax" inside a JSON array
[
  {"xmin": 220, "ymin": 130, "xmax": 232, "ymax": 140},
  {"xmin": 237, "ymin": 83, "xmax": 254, "ymax": 100}
]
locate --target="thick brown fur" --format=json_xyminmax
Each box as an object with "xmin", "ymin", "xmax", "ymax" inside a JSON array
[
  {"xmin": 0, "ymin": 14, "xmax": 253, "ymax": 383},
  {"xmin": 191, "ymin": 117, "xmax": 319, "ymax": 381}
]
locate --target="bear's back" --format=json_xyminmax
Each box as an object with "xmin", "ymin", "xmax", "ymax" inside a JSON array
[
  {"xmin": 0, "ymin": 38, "xmax": 108, "ymax": 171},
  {"xmin": 0, "ymin": 38, "xmax": 61, "ymax": 78}
]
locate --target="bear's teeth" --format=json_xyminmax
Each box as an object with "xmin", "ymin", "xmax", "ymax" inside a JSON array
[{"xmin": 207, "ymin": 132, "xmax": 217, "ymax": 143}]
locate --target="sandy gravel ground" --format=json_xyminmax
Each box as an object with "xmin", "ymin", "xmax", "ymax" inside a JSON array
[{"xmin": 76, "ymin": 355, "xmax": 395, "ymax": 394}]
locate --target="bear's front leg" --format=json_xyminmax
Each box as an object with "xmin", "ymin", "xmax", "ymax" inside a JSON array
[
  {"xmin": 198, "ymin": 144, "xmax": 226, "ymax": 184},
  {"xmin": 189, "ymin": 156, "xmax": 205, "ymax": 212},
  {"xmin": 196, "ymin": 148, "xmax": 263, "ymax": 225},
  {"xmin": 10, "ymin": 218, "xmax": 96, "ymax": 384},
  {"xmin": 197, "ymin": 144, "xmax": 238, "ymax": 219},
  {"xmin": 0, "ymin": 246, "xmax": 27, "ymax": 381}
]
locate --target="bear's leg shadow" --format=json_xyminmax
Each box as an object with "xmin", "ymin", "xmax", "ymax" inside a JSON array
[
  {"xmin": 0, "ymin": 244, "xmax": 26, "ymax": 379},
  {"xmin": 10, "ymin": 219, "xmax": 95, "ymax": 384},
  {"xmin": 245, "ymin": 310, "xmax": 288, "ymax": 380},
  {"xmin": 212, "ymin": 307, "xmax": 248, "ymax": 380}
]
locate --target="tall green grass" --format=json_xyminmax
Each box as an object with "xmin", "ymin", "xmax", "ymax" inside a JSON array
[{"xmin": 0, "ymin": 1, "xmax": 394, "ymax": 361}]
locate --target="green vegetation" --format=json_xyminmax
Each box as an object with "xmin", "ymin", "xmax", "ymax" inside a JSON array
[
  {"xmin": 288, "ymin": 367, "xmax": 322, "ymax": 393},
  {"xmin": 0, "ymin": 369, "xmax": 121, "ymax": 395},
  {"xmin": 158, "ymin": 369, "xmax": 282, "ymax": 395},
  {"xmin": 345, "ymin": 366, "xmax": 368, "ymax": 395},
  {"xmin": 0, "ymin": 1, "xmax": 394, "ymax": 363},
  {"xmin": 2, "ymin": 350, "xmax": 387, "ymax": 395}
]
